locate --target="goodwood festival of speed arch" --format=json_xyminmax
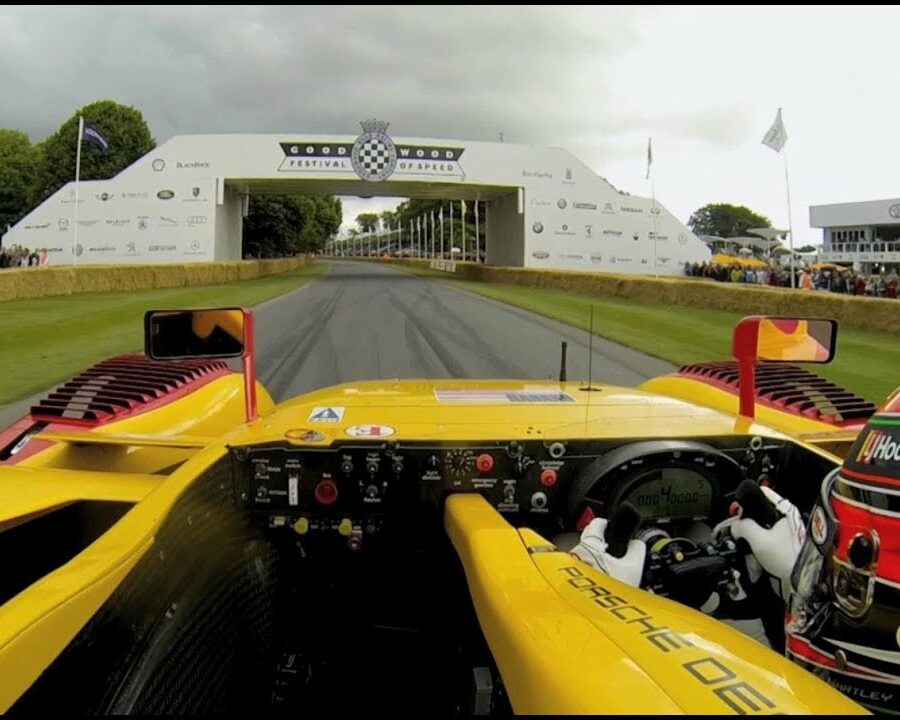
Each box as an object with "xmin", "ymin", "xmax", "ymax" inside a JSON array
[{"xmin": 2, "ymin": 119, "xmax": 711, "ymax": 275}]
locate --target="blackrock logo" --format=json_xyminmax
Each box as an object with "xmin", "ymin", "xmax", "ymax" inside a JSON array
[
  {"xmin": 279, "ymin": 118, "xmax": 465, "ymax": 182},
  {"xmin": 176, "ymin": 161, "xmax": 210, "ymax": 169},
  {"xmin": 532, "ymin": 251, "xmax": 550, "ymax": 260},
  {"xmin": 532, "ymin": 221, "xmax": 544, "ymax": 234}
]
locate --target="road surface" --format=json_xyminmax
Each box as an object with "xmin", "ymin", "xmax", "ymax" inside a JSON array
[{"xmin": 0, "ymin": 261, "xmax": 675, "ymax": 426}]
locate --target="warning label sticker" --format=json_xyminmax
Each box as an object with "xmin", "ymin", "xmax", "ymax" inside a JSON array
[{"xmin": 308, "ymin": 407, "xmax": 346, "ymax": 423}]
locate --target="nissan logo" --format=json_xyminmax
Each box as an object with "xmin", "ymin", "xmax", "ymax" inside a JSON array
[{"xmin": 157, "ymin": 190, "xmax": 175, "ymax": 200}]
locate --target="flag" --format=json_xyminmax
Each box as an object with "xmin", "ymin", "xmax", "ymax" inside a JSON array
[
  {"xmin": 646, "ymin": 137, "xmax": 652, "ymax": 180},
  {"xmin": 762, "ymin": 108, "xmax": 787, "ymax": 153},
  {"xmin": 82, "ymin": 121, "xmax": 109, "ymax": 152}
]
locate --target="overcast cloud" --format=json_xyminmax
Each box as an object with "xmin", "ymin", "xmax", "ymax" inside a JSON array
[{"xmin": 1, "ymin": 5, "xmax": 897, "ymax": 244}]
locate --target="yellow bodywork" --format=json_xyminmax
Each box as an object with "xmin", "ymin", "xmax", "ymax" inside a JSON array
[
  {"xmin": 0, "ymin": 376, "xmax": 866, "ymax": 713},
  {"xmin": 446, "ymin": 494, "xmax": 866, "ymax": 714}
]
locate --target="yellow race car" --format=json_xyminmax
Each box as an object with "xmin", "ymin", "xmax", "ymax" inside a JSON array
[{"xmin": 0, "ymin": 309, "xmax": 884, "ymax": 715}]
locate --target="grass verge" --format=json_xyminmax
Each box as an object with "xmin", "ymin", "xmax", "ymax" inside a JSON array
[
  {"xmin": 0, "ymin": 263, "xmax": 325, "ymax": 405},
  {"xmin": 402, "ymin": 264, "xmax": 898, "ymax": 403}
]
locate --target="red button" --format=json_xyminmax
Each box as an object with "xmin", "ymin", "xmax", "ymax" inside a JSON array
[
  {"xmin": 540, "ymin": 469, "xmax": 558, "ymax": 487},
  {"xmin": 476, "ymin": 454, "xmax": 494, "ymax": 473},
  {"xmin": 315, "ymin": 479, "xmax": 338, "ymax": 505}
]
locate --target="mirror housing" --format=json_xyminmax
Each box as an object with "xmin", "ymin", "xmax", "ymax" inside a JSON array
[
  {"xmin": 732, "ymin": 316, "xmax": 838, "ymax": 419},
  {"xmin": 144, "ymin": 307, "xmax": 258, "ymax": 422}
]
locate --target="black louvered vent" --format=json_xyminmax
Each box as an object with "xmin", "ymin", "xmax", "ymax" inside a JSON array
[
  {"xmin": 678, "ymin": 361, "xmax": 877, "ymax": 426},
  {"xmin": 31, "ymin": 354, "xmax": 230, "ymax": 426}
]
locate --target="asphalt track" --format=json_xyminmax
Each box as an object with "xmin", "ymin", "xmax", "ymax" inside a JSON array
[{"xmin": 0, "ymin": 261, "xmax": 674, "ymax": 426}]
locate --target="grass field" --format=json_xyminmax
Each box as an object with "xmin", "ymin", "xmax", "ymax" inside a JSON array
[
  {"xmin": 403, "ymin": 265, "xmax": 898, "ymax": 404},
  {"xmin": 0, "ymin": 263, "xmax": 325, "ymax": 405}
]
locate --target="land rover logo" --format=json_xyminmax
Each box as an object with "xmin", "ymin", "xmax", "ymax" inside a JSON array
[
  {"xmin": 557, "ymin": 198, "xmax": 567, "ymax": 209},
  {"xmin": 890, "ymin": 204, "xmax": 900, "ymax": 219},
  {"xmin": 152, "ymin": 159, "xmax": 165, "ymax": 172},
  {"xmin": 351, "ymin": 119, "xmax": 398, "ymax": 182},
  {"xmin": 157, "ymin": 190, "xmax": 175, "ymax": 200},
  {"xmin": 532, "ymin": 251, "xmax": 550, "ymax": 259},
  {"xmin": 532, "ymin": 222, "xmax": 544, "ymax": 234}
]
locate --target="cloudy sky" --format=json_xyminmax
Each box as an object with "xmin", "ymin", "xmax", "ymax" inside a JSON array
[{"xmin": 1, "ymin": 5, "xmax": 896, "ymax": 244}]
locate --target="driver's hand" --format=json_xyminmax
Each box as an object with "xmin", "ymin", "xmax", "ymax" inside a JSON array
[
  {"xmin": 729, "ymin": 486, "xmax": 806, "ymax": 599},
  {"xmin": 570, "ymin": 517, "xmax": 647, "ymax": 587}
]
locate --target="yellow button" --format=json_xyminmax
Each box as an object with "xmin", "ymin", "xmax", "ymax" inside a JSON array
[
  {"xmin": 293, "ymin": 517, "xmax": 309, "ymax": 535},
  {"xmin": 338, "ymin": 518, "xmax": 353, "ymax": 537},
  {"xmin": 674, "ymin": 551, "xmax": 684, "ymax": 562}
]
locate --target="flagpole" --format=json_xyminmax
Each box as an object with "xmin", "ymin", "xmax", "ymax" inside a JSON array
[
  {"xmin": 652, "ymin": 179, "xmax": 658, "ymax": 279},
  {"xmin": 475, "ymin": 197, "xmax": 480, "ymax": 263},
  {"xmin": 783, "ymin": 147, "xmax": 796, "ymax": 289},
  {"xmin": 450, "ymin": 201, "xmax": 454, "ymax": 257},
  {"xmin": 73, "ymin": 116, "xmax": 84, "ymax": 267}
]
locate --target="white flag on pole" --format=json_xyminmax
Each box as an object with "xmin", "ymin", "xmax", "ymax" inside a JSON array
[
  {"xmin": 645, "ymin": 137, "xmax": 652, "ymax": 180},
  {"xmin": 762, "ymin": 108, "xmax": 787, "ymax": 153}
]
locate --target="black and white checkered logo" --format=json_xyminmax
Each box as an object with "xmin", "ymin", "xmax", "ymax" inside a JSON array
[{"xmin": 351, "ymin": 119, "xmax": 397, "ymax": 182}]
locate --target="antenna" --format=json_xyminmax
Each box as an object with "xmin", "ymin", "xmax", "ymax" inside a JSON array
[
  {"xmin": 559, "ymin": 340, "xmax": 568, "ymax": 382},
  {"xmin": 587, "ymin": 305, "xmax": 594, "ymax": 388}
]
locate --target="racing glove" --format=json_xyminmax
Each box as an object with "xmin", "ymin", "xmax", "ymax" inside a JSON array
[
  {"xmin": 570, "ymin": 517, "xmax": 647, "ymax": 587},
  {"xmin": 729, "ymin": 486, "xmax": 806, "ymax": 600}
]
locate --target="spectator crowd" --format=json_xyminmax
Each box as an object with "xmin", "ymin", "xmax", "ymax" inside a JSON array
[
  {"xmin": 0, "ymin": 245, "xmax": 43, "ymax": 268},
  {"xmin": 684, "ymin": 261, "xmax": 898, "ymax": 299}
]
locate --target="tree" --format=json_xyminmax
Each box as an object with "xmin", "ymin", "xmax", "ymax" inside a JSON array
[
  {"xmin": 379, "ymin": 209, "xmax": 397, "ymax": 231},
  {"xmin": 0, "ymin": 130, "xmax": 38, "ymax": 230},
  {"xmin": 32, "ymin": 99, "xmax": 156, "ymax": 204},
  {"xmin": 356, "ymin": 212, "xmax": 380, "ymax": 233},
  {"xmin": 687, "ymin": 203, "xmax": 772, "ymax": 238},
  {"xmin": 243, "ymin": 194, "xmax": 342, "ymax": 257}
]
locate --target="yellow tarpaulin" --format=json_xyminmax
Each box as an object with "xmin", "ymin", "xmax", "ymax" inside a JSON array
[{"xmin": 710, "ymin": 253, "xmax": 768, "ymax": 269}]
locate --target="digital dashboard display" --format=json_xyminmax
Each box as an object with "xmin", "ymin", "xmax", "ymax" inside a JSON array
[{"xmin": 622, "ymin": 467, "xmax": 713, "ymax": 520}]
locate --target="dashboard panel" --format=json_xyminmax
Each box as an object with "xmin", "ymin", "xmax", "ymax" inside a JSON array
[{"xmin": 229, "ymin": 434, "xmax": 798, "ymax": 551}]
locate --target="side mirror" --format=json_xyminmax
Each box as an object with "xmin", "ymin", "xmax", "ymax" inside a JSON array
[
  {"xmin": 144, "ymin": 307, "xmax": 258, "ymax": 422},
  {"xmin": 748, "ymin": 317, "xmax": 837, "ymax": 364},
  {"xmin": 732, "ymin": 316, "xmax": 838, "ymax": 419},
  {"xmin": 144, "ymin": 308, "xmax": 246, "ymax": 360}
]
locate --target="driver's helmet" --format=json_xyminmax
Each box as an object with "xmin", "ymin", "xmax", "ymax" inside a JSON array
[{"xmin": 787, "ymin": 396, "xmax": 900, "ymax": 713}]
